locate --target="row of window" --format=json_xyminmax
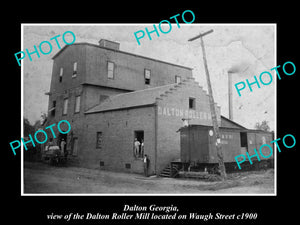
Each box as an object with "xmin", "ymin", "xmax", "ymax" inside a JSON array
[
  {"xmin": 58, "ymin": 61, "xmax": 182, "ymax": 84},
  {"xmin": 59, "ymin": 62, "xmax": 78, "ymax": 82},
  {"xmin": 108, "ymin": 62, "xmax": 182, "ymax": 85},
  {"xmin": 51, "ymin": 95, "xmax": 81, "ymax": 117},
  {"xmin": 63, "ymin": 95, "xmax": 81, "ymax": 115}
]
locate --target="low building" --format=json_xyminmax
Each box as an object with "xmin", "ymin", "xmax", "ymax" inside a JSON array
[{"xmin": 84, "ymin": 77, "xmax": 221, "ymax": 175}]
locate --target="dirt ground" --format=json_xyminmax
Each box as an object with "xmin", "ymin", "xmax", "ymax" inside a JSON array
[{"xmin": 23, "ymin": 161, "xmax": 275, "ymax": 194}]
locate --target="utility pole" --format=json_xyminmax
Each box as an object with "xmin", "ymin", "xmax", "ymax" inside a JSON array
[{"xmin": 188, "ymin": 29, "xmax": 227, "ymax": 180}]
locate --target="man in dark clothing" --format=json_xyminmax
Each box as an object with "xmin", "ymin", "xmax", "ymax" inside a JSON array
[{"xmin": 143, "ymin": 154, "xmax": 150, "ymax": 177}]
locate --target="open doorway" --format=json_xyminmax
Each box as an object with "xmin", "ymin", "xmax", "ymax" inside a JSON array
[
  {"xmin": 58, "ymin": 133, "xmax": 67, "ymax": 149},
  {"xmin": 240, "ymin": 132, "xmax": 248, "ymax": 155},
  {"xmin": 134, "ymin": 130, "xmax": 144, "ymax": 158}
]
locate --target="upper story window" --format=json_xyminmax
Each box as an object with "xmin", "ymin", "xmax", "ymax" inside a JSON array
[
  {"xmin": 107, "ymin": 61, "xmax": 114, "ymax": 79},
  {"xmin": 175, "ymin": 75, "xmax": 181, "ymax": 84},
  {"xmin": 74, "ymin": 95, "xmax": 81, "ymax": 113},
  {"xmin": 189, "ymin": 97, "xmax": 196, "ymax": 110},
  {"xmin": 72, "ymin": 62, "xmax": 77, "ymax": 78},
  {"xmin": 59, "ymin": 68, "xmax": 63, "ymax": 82},
  {"xmin": 144, "ymin": 69, "xmax": 151, "ymax": 85},
  {"xmin": 50, "ymin": 101, "xmax": 56, "ymax": 117},
  {"xmin": 63, "ymin": 98, "xmax": 68, "ymax": 115}
]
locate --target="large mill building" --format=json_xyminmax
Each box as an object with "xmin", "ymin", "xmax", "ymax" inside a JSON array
[{"xmin": 43, "ymin": 39, "xmax": 270, "ymax": 176}]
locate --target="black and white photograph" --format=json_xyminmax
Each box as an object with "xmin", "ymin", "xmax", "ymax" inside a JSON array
[
  {"xmin": 22, "ymin": 24, "xmax": 276, "ymax": 195},
  {"xmin": 4, "ymin": 6, "xmax": 298, "ymax": 225}
]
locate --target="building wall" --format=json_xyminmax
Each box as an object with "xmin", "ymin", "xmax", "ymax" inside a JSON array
[
  {"xmin": 49, "ymin": 45, "xmax": 86, "ymax": 95},
  {"xmin": 81, "ymin": 79, "xmax": 222, "ymax": 174},
  {"xmin": 47, "ymin": 43, "xmax": 193, "ymax": 168},
  {"xmin": 45, "ymin": 84, "xmax": 84, "ymax": 157},
  {"xmin": 82, "ymin": 106, "xmax": 156, "ymax": 174},
  {"xmin": 47, "ymin": 44, "xmax": 86, "ymax": 152},
  {"xmin": 50, "ymin": 43, "xmax": 192, "ymax": 95},
  {"xmin": 84, "ymin": 44, "xmax": 193, "ymax": 91},
  {"xmin": 156, "ymin": 79, "xmax": 221, "ymax": 173},
  {"xmin": 47, "ymin": 44, "xmax": 84, "ymax": 119},
  {"xmin": 83, "ymin": 85, "xmax": 129, "ymax": 112}
]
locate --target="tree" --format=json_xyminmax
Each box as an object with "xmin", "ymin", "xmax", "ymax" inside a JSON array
[
  {"xmin": 24, "ymin": 118, "xmax": 35, "ymax": 137},
  {"xmin": 254, "ymin": 120, "xmax": 270, "ymax": 132}
]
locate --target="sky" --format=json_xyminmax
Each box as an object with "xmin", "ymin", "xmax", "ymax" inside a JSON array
[{"xmin": 22, "ymin": 24, "xmax": 275, "ymax": 130}]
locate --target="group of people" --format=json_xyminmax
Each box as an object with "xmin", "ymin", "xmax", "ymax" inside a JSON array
[
  {"xmin": 134, "ymin": 138, "xmax": 144, "ymax": 158},
  {"xmin": 47, "ymin": 138, "xmax": 67, "ymax": 157},
  {"xmin": 134, "ymin": 138, "xmax": 150, "ymax": 177}
]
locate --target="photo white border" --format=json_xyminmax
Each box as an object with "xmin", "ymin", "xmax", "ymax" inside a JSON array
[{"xmin": 20, "ymin": 23, "xmax": 277, "ymax": 197}]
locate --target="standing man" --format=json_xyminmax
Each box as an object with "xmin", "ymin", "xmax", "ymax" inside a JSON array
[
  {"xmin": 60, "ymin": 138, "xmax": 66, "ymax": 155},
  {"xmin": 134, "ymin": 138, "xmax": 140, "ymax": 158},
  {"xmin": 143, "ymin": 154, "xmax": 150, "ymax": 177}
]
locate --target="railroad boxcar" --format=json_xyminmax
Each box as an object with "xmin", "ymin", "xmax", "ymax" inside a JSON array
[{"xmin": 179, "ymin": 120, "xmax": 274, "ymax": 173}]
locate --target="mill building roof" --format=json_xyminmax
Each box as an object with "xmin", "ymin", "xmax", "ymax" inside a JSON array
[
  {"xmin": 52, "ymin": 42, "xmax": 193, "ymax": 70},
  {"xmin": 85, "ymin": 82, "xmax": 179, "ymax": 114}
]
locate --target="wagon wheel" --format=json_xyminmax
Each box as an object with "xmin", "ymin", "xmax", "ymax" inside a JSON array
[
  {"xmin": 50, "ymin": 157, "xmax": 55, "ymax": 165},
  {"xmin": 50, "ymin": 157, "xmax": 59, "ymax": 166},
  {"xmin": 210, "ymin": 164, "xmax": 220, "ymax": 175}
]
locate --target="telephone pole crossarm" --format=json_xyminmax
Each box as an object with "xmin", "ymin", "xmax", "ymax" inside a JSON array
[{"xmin": 188, "ymin": 29, "xmax": 214, "ymax": 42}]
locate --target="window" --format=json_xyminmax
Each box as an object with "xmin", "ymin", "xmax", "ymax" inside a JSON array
[
  {"xmin": 50, "ymin": 101, "xmax": 56, "ymax": 117},
  {"xmin": 175, "ymin": 75, "xmax": 181, "ymax": 84},
  {"xmin": 262, "ymin": 136, "xmax": 266, "ymax": 144},
  {"xmin": 125, "ymin": 163, "xmax": 131, "ymax": 169},
  {"xmin": 144, "ymin": 69, "xmax": 151, "ymax": 85},
  {"xmin": 72, "ymin": 137, "xmax": 78, "ymax": 156},
  {"xmin": 240, "ymin": 132, "xmax": 248, "ymax": 147},
  {"xmin": 74, "ymin": 95, "xmax": 81, "ymax": 113},
  {"xmin": 107, "ymin": 61, "xmax": 114, "ymax": 79},
  {"xmin": 59, "ymin": 68, "xmax": 63, "ymax": 82},
  {"xmin": 72, "ymin": 62, "xmax": 77, "ymax": 78},
  {"xmin": 189, "ymin": 97, "xmax": 196, "ymax": 109},
  {"xmin": 63, "ymin": 98, "xmax": 68, "ymax": 115},
  {"xmin": 96, "ymin": 132, "xmax": 103, "ymax": 149}
]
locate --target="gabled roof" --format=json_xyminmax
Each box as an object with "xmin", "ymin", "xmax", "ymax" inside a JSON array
[
  {"xmin": 85, "ymin": 83, "xmax": 178, "ymax": 114},
  {"xmin": 220, "ymin": 116, "xmax": 247, "ymax": 129}
]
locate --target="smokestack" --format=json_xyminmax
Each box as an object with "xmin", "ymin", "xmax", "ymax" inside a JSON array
[
  {"xmin": 228, "ymin": 71, "xmax": 233, "ymax": 120},
  {"xmin": 227, "ymin": 61, "xmax": 250, "ymax": 120}
]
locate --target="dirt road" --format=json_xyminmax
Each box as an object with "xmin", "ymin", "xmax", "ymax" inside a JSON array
[{"xmin": 24, "ymin": 162, "xmax": 274, "ymax": 194}]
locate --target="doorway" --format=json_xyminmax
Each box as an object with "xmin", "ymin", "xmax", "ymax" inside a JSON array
[
  {"xmin": 134, "ymin": 130, "xmax": 144, "ymax": 158},
  {"xmin": 58, "ymin": 133, "xmax": 67, "ymax": 151},
  {"xmin": 240, "ymin": 132, "xmax": 248, "ymax": 154}
]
